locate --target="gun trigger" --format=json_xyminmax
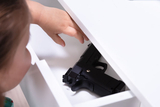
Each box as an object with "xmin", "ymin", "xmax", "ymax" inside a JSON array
[{"xmin": 71, "ymin": 80, "xmax": 93, "ymax": 92}]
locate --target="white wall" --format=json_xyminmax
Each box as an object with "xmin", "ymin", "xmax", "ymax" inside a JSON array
[{"xmin": 32, "ymin": 0, "xmax": 64, "ymax": 9}]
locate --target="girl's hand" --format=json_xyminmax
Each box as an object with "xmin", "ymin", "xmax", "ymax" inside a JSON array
[{"xmin": 27, "ymin": 1, "xmax": 89, "ymax": 47}]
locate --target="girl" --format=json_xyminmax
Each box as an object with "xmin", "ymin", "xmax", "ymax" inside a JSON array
[{"xmin": 0, "ymin": 0, "xmax": 88, "ymax": 106}]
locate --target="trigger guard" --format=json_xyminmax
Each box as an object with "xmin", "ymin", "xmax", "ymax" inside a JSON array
[
  {"xmin": 93, "ymin": 62, "xmax": 107, "ymax": 73},
  {"xmin": 71, "ymin": 80, "xmax": 93, "ymax": 92}
]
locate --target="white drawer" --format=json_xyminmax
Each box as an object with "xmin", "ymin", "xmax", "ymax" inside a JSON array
[
  {"xmin": 21, "ymin": 41, "xmax": 140, "ymax": 107},
  {"xmin": 21, "ymin": 59, "xmax": 140, "ymax": 107}
]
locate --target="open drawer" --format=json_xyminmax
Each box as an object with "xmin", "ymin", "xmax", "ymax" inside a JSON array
[
  {"xmin": 21, "ymin": 60, "xmax": 140, "ymax": 107},
  {"xmin": 20, "ymin": 34, "xmax": 140, "ymax": 107},
  {"xmin": 39, "ymin": 58, "xmax": 140, "ymax": 107}
]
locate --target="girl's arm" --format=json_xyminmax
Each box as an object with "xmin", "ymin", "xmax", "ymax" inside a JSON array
[{"xmin": 26, "ymin": 0, "xmax": 88, "ymax": 47}]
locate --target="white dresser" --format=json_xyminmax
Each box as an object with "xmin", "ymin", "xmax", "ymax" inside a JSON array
[{"xmin": 20, "ymin": 0, "xmax": 160, "ymax": 107}]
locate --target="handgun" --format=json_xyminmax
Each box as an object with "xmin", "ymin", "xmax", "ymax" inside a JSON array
[{"xmin": 63, "ymin": 44, "xmax": 125, "ymax": 97}]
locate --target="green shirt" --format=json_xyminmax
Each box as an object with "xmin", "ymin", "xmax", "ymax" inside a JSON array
[{"xmin": 4, "ymin": 97, "xmax": 13, "ymax": 107}]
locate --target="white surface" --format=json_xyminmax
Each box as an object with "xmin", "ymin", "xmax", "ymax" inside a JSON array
[
  {"xmin": 32, "ymin": 0, "xmax": 64, "ymax": 9},
  {"xmin": 74, "ymin": 91, "xmax": 138, "ymax": 107},
  {"xmin": 24, "ymin": 41, "xmax": 72, "ymax": 107},
  {"xmin": 58, "ymin": 0, "xmax": 160, "ymax": 107},
  {"xmin": 20, "ymin": 64, "xmax": 59, "ymax": 107},
  {"xmin": 26, "ymin": 43, "xmax": 39, "ymax": 65},
  {"xmin": 22, "ymin": 44, "xmax": 60, "ymax": 107},
  {"xmin": 36, "ymin": 60, "xmax": 72, "ymax": 107}
]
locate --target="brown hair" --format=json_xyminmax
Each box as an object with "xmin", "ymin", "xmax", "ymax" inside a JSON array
[
  {"xmin": 0, "ymin": 91, "xmax": 4, "ymax": 107},
  {"xmin": 0, "ymin": 0, "xmax": 30, "ymax": 106},
  {"xmin": 0, "ymin": 0, "xmax": 30, "ymax": 70}
]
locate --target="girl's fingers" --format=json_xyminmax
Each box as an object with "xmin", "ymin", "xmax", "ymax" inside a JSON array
[
  {"xmin": 62, "ymin": 26, "xmax": 84, "ymax": 44},
  {"xmin": 69, "ymin": 18, "xmax": 89, "ymax": 41},
  {"xmin": 50, "ymin": 34, "xmax": 65, "ymax": 47}
]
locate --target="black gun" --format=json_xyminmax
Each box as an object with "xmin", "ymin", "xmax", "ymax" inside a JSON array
[{"xmin": 63, "ymin": 44, "xmax": 125, "ymax": 97}]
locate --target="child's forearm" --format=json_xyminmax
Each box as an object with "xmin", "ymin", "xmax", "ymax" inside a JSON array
[{"xmin": 26, "ymin": 0, "xmax": 44, "ymax": 24}]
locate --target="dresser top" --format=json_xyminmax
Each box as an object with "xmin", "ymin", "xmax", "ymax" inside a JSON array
[{"xmin": 58, "ymin": 0, "xmax": 160, "ymax": 106}]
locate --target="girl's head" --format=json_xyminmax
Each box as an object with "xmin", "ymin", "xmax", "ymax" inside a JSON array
[{"xmin": 0, "ymin": 0, "xmax": 31, "ymax": 92}]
